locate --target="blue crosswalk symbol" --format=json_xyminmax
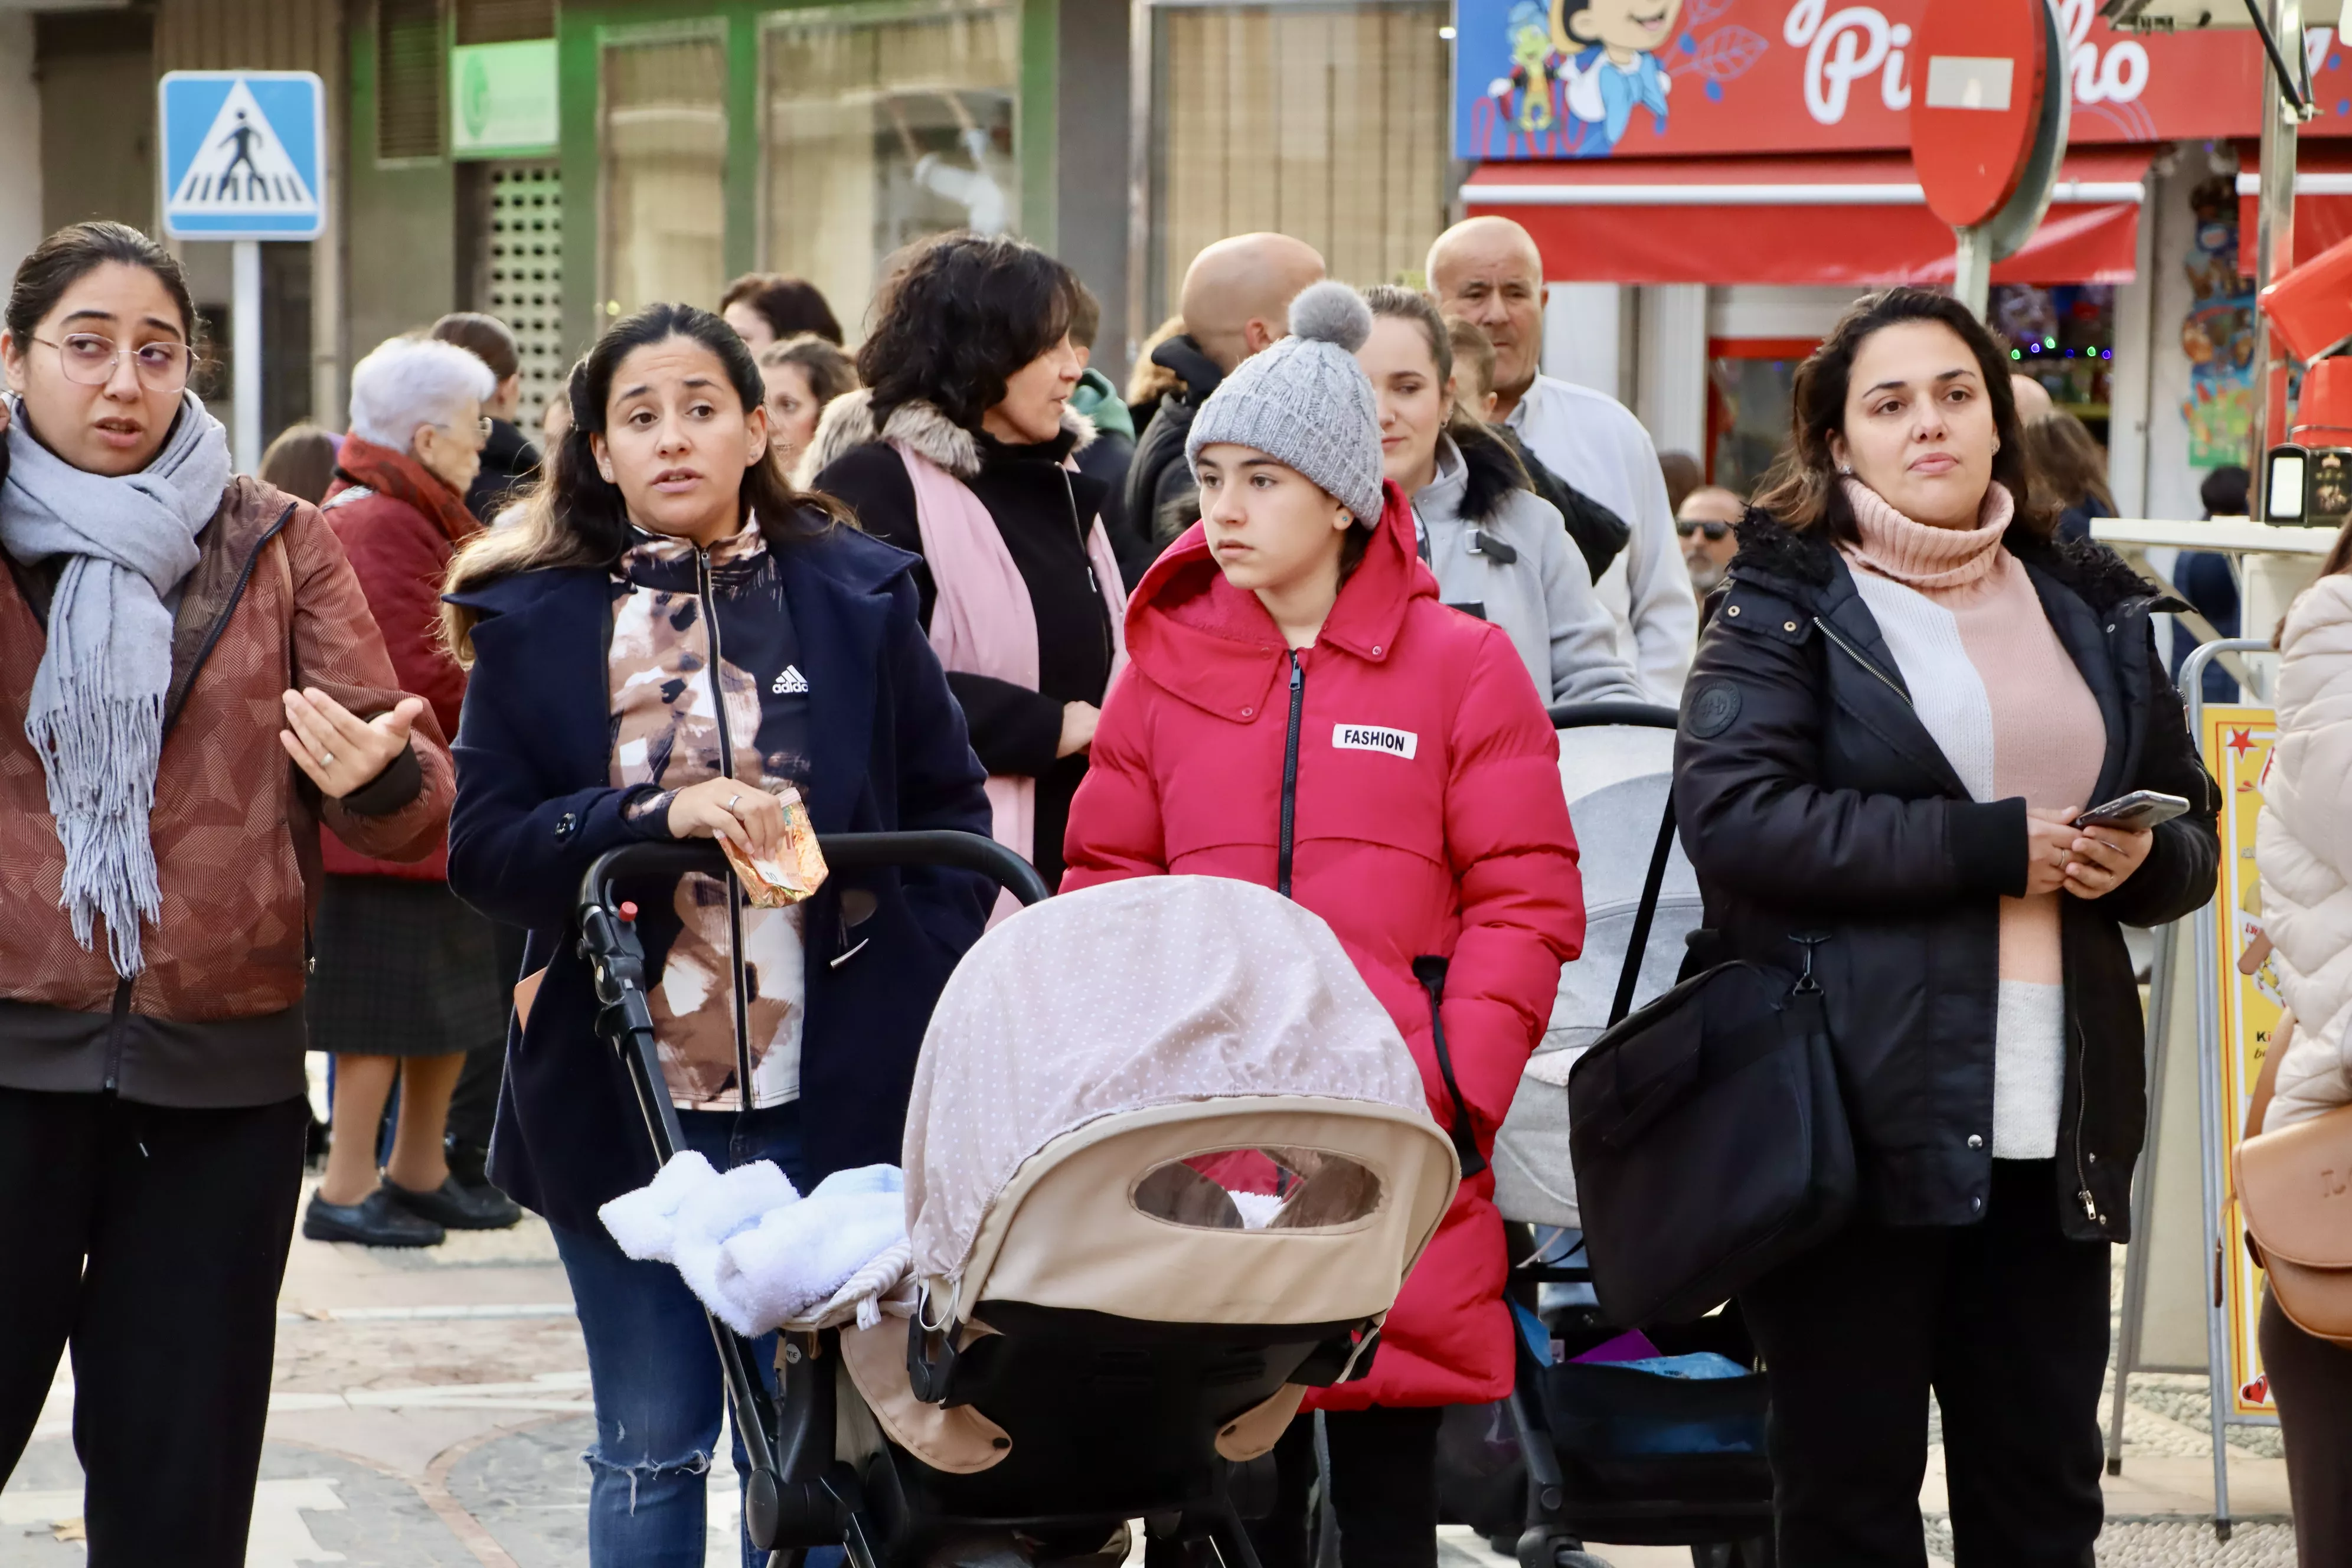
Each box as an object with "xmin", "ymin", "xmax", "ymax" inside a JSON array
[{"xmin": 159, "ymin": 72, "xmax": 326, "ymax": 240}]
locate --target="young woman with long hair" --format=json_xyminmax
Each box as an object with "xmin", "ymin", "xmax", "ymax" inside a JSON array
[
  {"xmin": 1674, "ymin": 286, "xmax": 2217, "ymax": 1564},
  {"xmin": 443, "ymin": 302, "xmax": 992, "ymax": 1568}
]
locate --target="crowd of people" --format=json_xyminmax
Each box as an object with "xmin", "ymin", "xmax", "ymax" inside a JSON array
[{"xmin": 0, "ymin": 205, "xmax": 2338, "ymax": 1568}]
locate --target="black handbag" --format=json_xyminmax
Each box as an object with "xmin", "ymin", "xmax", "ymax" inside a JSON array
[{"xmin": 1564, "ymin": 793, "xmax": 1856, "ymax": 1327}]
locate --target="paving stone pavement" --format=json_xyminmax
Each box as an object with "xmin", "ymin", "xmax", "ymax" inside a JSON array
[{"xmin": 0, "ymin": 1186, "xmax": 2309, "ymax": 1567}]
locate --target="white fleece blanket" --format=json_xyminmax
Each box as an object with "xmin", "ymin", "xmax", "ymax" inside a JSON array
[{"xmin": 597, "ymin": 1155, "xmax": 916, "ymax": 1337}]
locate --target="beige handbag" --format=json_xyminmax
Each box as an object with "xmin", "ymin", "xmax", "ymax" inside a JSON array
[{"xmin": 2233, "ymin": 1011, "xmax": 2352, "ymax": 1348}]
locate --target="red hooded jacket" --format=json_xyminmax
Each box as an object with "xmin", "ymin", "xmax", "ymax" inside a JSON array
[
  {"xmin": 318, "ymin": 436, "xmax": 482, "ymax": 882},
  {"xmin": 1062, "ymin": 482, "xmax": 1585, "ymax": 1409}
]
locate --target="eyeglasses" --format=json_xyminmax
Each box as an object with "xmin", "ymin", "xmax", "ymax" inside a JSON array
[
  {"xmin": 1677, "ymin": 518, "xmax": 1732, "ymax": 542},
  {"xmin": 34, "ymin": 334, "xmax": 192, "ymax": 391},
  {"xmin": 433, "ymin": 416, "xmax": 494, "ymax": 444}
]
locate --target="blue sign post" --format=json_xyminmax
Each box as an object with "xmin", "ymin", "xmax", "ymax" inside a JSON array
[{"xmin": 159, "ymin": 71, "xmax": 326, "ymax": 469}]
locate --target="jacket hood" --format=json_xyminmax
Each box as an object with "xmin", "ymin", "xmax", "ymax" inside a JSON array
[
  {"xmin": 1122, "ymin": 478, "xmax": 1430, "ymax": 719},
  {"xmin": 1415, "ymin": 424, "xmax": 1527, "ymax": 529},
  {"xmin": 1150, "ymin": 334, "xmax": 1225, "ymax": 403},
  {"xmin": 1729, "ymin": 504, "xmax": 2178, "ymax": 616},
  {"xmin": 795, "ymin": 387, "xmax": 1095, "ymax": 488},
  {"xmin": 331, "ymin": 435, "xmax": 481, "ymax": 545},
  {"xmin": 1069, "ymin": 368, "xmax": 1135, "ymax": 440}
]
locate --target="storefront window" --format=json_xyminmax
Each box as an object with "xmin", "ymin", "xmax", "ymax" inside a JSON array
[
  {"xmin": 761, "ymin": 0, "xmax": 1019, "ymax": 343},
  {"xmin": 600, "ymin": 30, "xmax": 729, "ymax": 320},
  {"xmin": 1994, "ymin": 284, "xmax": 2119, "ymax": 445},
  {"xmin": 1708, "ymin": 339, "xmax": 1811, "ymax": 498},
  {"xmin": 1147, "ymin": 1, "xmax": 1450, "ymax": 321}
]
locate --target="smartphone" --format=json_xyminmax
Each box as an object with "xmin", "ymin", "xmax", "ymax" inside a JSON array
[{"xmin": 2075, "ymin": 790, "xmax": 2190, "ymax": 831}]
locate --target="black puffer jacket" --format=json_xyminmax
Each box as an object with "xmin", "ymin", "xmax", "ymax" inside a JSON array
[
  {"xmin": 1122, "ymin": 334, "xmax": 1223, "ymax": 571},
  {"xmin": 1671, "ymin": 510, "xmax": 2218, "ymax": 1243}
]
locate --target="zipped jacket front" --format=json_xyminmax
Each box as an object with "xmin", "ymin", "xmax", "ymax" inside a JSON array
[{"xmin": 1672, "ymin": 510, "xmax": 2219, "ymax": 1242}]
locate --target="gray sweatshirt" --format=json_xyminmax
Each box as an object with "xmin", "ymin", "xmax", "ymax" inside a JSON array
[{"xmin": 1410, "ymin": 432, "xmax": 1649, "ymax": 707}]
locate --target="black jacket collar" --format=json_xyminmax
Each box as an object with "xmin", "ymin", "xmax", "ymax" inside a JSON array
[
  {"xmin": 1727, "ymin": 506, "xmax": 2180, "ymax": 617},
  {"xmin": 1150, "ymin": 334, "xmax": 1224, "ymax": 404}
]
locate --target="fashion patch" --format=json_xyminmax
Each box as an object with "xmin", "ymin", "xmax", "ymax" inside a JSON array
[
  {"xmin": 1687, "ymin": 681, "xmax": 1742, "ymax": 739},
  {"xmin": 1332, "ymin": 724, "xmax": 1417, "ymax": 760}
]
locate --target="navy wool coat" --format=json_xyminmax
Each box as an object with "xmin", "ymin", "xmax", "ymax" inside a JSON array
[{"xmin": 443, "ymin": 518, "xmax": 995, "ymax": 1232}]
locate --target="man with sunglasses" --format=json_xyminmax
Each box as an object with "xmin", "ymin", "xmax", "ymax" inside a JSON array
[{"xmin": 1677, "ymin": 484, "xmax": 1744, "ymax": 596}]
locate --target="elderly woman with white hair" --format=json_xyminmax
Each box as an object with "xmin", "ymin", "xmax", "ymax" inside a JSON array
[{"xmin": 301, "ymin": 335, "xmax": 521, "ymax": 1247}]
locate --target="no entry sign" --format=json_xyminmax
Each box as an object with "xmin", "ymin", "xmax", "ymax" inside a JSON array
[{"xmin": 1909, "ymin": 0, "xmax": 2053, "ymax": 231}]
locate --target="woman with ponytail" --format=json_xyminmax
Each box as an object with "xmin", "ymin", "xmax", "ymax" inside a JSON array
[
  {"xmin": 1356, "ymin": 284, "xmax": 1644, "ymax": 705},
  {"xmin": 442, "ymin": 303, "xmax": 991, "ymax": 1568}
]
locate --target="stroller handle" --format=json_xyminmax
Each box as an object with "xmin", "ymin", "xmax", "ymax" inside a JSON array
[
  {"xmin": 578, "ymin": 828, "xmax": 1053, "ymax": 920},
  {"xmin": 1548, "ymin": 700, "xmax": 1678, "ymax": 731}
]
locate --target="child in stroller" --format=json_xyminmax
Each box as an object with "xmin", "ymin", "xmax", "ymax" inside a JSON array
[{"xmin": 585, "ymin": 858, "xmax": 1465, "ymax": 1568}]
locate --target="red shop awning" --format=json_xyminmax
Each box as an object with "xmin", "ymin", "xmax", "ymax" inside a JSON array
[
  {"xmin": 1463, "ymin": 149, "xmax": 2153, "ymax": 288},
  {"xmin": 2238, "ymin": 143, "xmax": 2352, "ymax": 269}
]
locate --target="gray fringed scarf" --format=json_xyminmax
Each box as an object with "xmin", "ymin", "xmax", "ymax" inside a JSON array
[{"xmin": 0, "ymin": 392, "xmax": 231, "ymax": 976}]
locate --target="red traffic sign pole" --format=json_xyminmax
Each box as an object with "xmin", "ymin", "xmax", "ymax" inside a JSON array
[{"xmin": 1909, "ymin": 0, "xmax": 2071, "ymax": 318}]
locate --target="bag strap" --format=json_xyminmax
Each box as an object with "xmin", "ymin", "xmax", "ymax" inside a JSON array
[
  {"xmin": 1410, "ymin": 955, "xmax": 1487, "ymax": 1178},
  {"xmin": 1610, "ymin": 792, "xmax": 1680, "ymax": 1027}
]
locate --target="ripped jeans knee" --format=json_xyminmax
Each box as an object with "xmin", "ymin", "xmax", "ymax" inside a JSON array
[{"xmin": 582, "ymin": 1442, "xmax": 713, "ymax": 1516}]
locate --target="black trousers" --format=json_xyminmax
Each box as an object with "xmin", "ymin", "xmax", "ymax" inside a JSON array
[
  {"xmin": 1737, "ymin": 1160, "xmax": 2109, "ymax": 1568},
  {"xmin": 1250, "ymin": 1405, "xmax": 1444, "ymax": 1568},
  {"xmin": 2259, "ymin": 1283, "xmax": 2352, "ymax": 1567},
  {"xmin": 445, "ymin": 920, "xmax": 529, "ymax": 1183},
  {"xmin": 0, "ymin": 1087, "xmax": 308, "ymax": 1567}
]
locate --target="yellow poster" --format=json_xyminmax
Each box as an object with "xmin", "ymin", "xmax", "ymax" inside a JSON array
[{"xmin": 2205, "ymin": 705, "xmax": 2281, "ymax": 1417}]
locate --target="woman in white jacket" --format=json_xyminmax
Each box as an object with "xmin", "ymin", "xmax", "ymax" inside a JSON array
[
  {"xmin": 1357, "ymin": 284, "xmax": 1646, "ymax": 707},
  {"xmin": 2250, "ymin": 553, "xmax": 2352, "ymax": 1566}
]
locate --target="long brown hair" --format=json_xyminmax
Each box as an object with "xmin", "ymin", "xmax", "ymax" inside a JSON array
[
  {"xmin": 1750, "ymin": 286, "xmax": 2055, "ymax": 543},
  {"xmin": 442, "ymin": 302, "xmax": 845, "ymax": 663},
  {"xmin": 1360, "ymin": 283, "xmax": 1525, "ymax": 478}
]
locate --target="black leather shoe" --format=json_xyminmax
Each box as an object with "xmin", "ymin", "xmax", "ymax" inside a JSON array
[
  {"xmin": 303, "ymin": 1187, "xmax": 445, "ymax": 1247},
  {"xmin": 386, "ymin": 1175, "xmax": 522, "ymax": 1231}
]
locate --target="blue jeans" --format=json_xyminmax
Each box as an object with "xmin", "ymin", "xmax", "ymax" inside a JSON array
[{"xmin": 551, "ymin": 1102, "xmax": 811, "ymax": 1568}]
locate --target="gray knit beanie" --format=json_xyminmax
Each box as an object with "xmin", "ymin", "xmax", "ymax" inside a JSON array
[{"xmin": 1186, "ymin": 280, "xmax": 1385, "ymax": 525}]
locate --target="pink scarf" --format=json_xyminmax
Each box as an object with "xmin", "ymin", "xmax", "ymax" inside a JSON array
[{"xmin": 894, "ymin": 443, "xmax": 1128, "ymax": 915}]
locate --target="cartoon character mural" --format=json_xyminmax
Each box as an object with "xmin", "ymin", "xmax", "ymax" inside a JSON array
[
  {"xmin": 1470, "ymin": 0, "xmax": 1764, "ymax": 159},
  {"xmin": 1557, "ymin": 0, "xmax": 1681, "ymax": 153}
]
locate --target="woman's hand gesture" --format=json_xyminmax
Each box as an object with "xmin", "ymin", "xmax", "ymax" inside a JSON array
[
  {"xmin": 666, "ymin": 777, "xmax": 785, "ymax": 860},
  {"xmin": 280, "ymin": 687, "xmax": 423, "ymax": 799}
]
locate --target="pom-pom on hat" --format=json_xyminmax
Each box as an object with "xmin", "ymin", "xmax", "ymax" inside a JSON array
[{"xmin": 1185, "ymin": 280, "xmax": 1385, "ymax": 527}]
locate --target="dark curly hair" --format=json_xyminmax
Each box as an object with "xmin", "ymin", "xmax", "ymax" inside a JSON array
[
  {"xmin": 443, "ymin": 302, "xmax": 844, "ymax": 660},
  {"xmin": 1750, "ymin": 286, "xmax": 2055, "ymax": 544},
  {"xmin": 855, "ymin": 233, "xmax": 1078, "ymax": 434}
]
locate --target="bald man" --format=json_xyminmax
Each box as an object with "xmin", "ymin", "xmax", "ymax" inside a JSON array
[
  {"xmin": 1428, "ymin": 215, "xmax": 1697, "ymax": 700},
  {"xmin": 1121, "ymin": 234, "xmax": 1326, "ymax": 574},
  {"xmin": 2011, "ymin": 373, "xmax": 2055, "ymax": 423}
]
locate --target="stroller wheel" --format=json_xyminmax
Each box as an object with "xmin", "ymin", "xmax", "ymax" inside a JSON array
[{"xmin": 1515, "ymin": 1529, "xmax": 1611, "ymax": 1568}]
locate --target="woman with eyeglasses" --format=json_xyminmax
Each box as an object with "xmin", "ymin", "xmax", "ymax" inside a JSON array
[
  {"xmin": 1674, "ymin": 484, "xmax": 1744, "ymax": 596},
  {"xmin": 0, "ymin": 223, "xmax": 453, "ymax": 1564},
  {"xmin": 303, "ymin": 335, "xmax": 524, "ymax": 1247}
]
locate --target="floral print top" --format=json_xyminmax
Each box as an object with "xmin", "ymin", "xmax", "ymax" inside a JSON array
[{"xmin": 608, "ymin": 518, "xmax": 814, "ymax": 1111}]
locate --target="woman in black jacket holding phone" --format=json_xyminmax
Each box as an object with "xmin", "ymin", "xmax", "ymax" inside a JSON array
[{"xmin": 1672, "ymin": 288, "xmax": 2217, "ymax": 1567}]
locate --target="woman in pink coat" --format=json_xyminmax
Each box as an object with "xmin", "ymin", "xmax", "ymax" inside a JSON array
[{"xmin": 1062, "ymin": 282, "xmax": 1585, "ymax": 1568}]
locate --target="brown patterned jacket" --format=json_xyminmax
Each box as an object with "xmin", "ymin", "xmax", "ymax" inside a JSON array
[{"xmin": 0, "ymin": 476, "xmax": 455, "ymax": 1107}]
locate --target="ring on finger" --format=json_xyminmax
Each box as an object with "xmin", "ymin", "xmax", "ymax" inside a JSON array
[
  {"xmin": 319, "ymin": 751, "xmax": 335, "ymax": 767},
  {"xmin": 729, "ymin": 793, "xmax": 743, "ymax": 812}
]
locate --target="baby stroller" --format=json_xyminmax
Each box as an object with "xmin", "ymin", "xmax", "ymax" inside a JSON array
[
  {"xmin": 1446, "ymin": 703, "xmax": 1775, "ymax": 1568},
  {"xmin": 580, "ymin": 842, "xmax": 1463, "ymax": 1568}
]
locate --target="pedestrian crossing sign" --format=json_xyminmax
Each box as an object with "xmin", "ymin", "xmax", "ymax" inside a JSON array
[{"xmin": 159, "ymin": 71, "xmax": 326, "ymax": 240}]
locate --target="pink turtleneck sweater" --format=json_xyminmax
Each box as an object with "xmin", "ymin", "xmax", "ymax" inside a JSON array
[{"xmin": 1839, "ymin": 479, "xmax": 2104, "ymax": 1159}]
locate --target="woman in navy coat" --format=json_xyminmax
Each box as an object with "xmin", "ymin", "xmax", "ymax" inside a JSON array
[{"xmin": 441, "ymin": 303, "xmax": 991, "ymax": 1568}]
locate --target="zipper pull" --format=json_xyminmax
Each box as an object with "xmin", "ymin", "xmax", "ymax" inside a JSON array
[
  {"xmin": 1291, "ymin": 652, "xmax": 1304, "ymax": 690},
  {"xmin": 2079, "ymin": 1188, "xmax": 2098, "ymax": 1220}
]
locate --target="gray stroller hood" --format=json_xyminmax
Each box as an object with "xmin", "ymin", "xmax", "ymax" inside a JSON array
[{"xmin": 1491, "ymin": 718, "xmax": 1700, "ymax": 1230}]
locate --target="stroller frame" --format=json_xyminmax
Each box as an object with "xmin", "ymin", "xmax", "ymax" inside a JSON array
[
  {"xmin": 1506, "ymin": 705, "xmax": 1773, "ymax": 1568},
  {"xmin": 579, "ymin": 834, "xmax": 1313, "ymax": 1568}
]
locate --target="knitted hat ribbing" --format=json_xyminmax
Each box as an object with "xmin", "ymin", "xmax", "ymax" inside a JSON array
[{"xmin": 1185, "ymin": 280, "xmax": 1384, "ymax": 525}]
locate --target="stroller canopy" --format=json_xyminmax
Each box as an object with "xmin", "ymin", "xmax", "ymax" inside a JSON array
[{"xmin": 904, "ymin": 876, "xmax": 1443, "ymax": 1291}]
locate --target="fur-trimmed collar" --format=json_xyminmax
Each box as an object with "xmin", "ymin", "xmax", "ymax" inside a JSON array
[
  {"xmin": 795, "ymin": 387, "xmax": 1095, "ymax": 488},
  {"xmin": 1730, "ymin": 504, "xmax": 2168, "ymax": 615},
  {"xmin": 1454, "ymin": 421, "xmax": 1530, "ymax": 526}
]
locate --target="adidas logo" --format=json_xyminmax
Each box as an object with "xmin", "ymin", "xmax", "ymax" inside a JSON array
[{"xmin": 771, "ymin": 665, "xmax": 808, "ymax": 695}]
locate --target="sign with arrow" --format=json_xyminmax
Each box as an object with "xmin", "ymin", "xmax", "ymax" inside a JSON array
[{"xmin": 158, "ymin": 71, "xmax": 326, "ymax": 240}]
